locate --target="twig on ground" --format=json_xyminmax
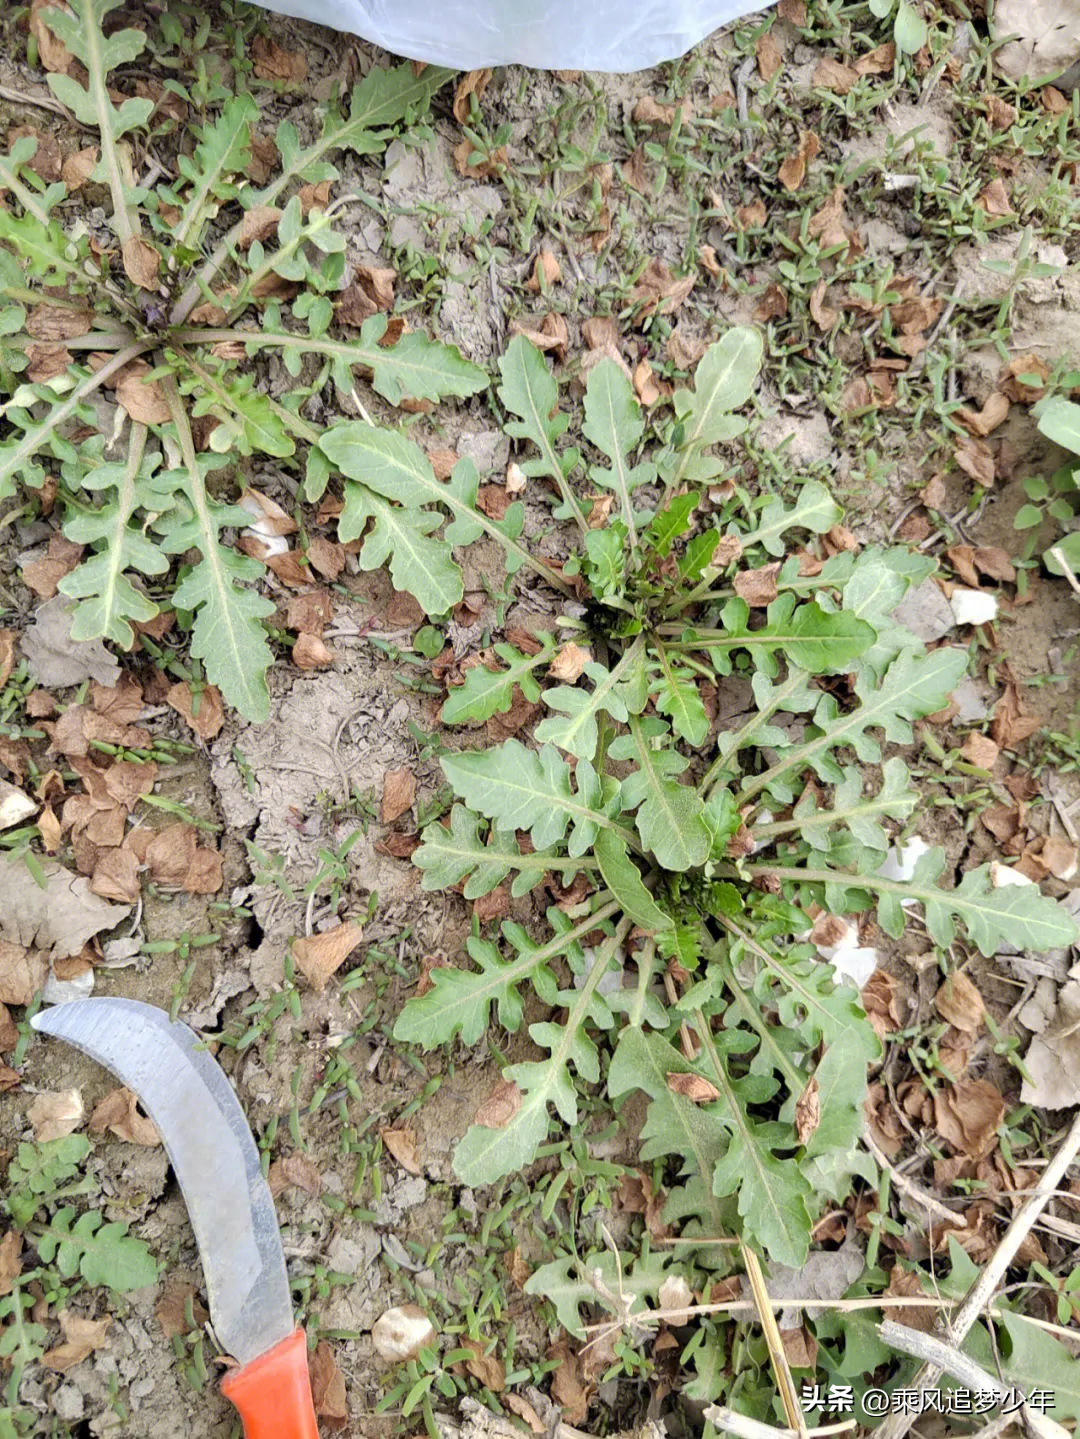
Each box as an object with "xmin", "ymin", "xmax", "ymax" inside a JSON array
[
  {"xmin": 0, "ymin": 81, "xmax": 87, "ymax": 128},
  {"xmin": 705, "ymin": 1408, "xmax": 857, "ymax": 1439},
  {"xmin": 873, "ymin": 1108, "xmax": 1080, "ymax": 1439},
  {"xmin": 878, "ymin": 1321, "xmax": 1070, "ymax": 1439},
  {"xmin": 1049, "ymin": 548, "xmax": 1080, "ymax": 602},
  {"xmin": 865, "ymin": 1130, "xmax": 968, "ymax": 1227}
]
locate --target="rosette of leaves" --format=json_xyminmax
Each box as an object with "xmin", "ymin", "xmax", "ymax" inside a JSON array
[
  {"xmin": 0, "ymin": 0, "xmax": 489, "ymax": 720},
  {"xmin": 392, "ymin": 326, "xmax": 1079, "ymax": 1278}
]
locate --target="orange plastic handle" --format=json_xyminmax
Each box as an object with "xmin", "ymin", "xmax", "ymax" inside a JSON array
[{"xmin": 221, "ymin": 1328, "xmax": 319, "ymax": 1439}]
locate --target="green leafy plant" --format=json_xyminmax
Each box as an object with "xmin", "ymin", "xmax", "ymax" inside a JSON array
[
  {"xmin": 4, "ymin": 1136, "xmax": 156, "ymax": 1292},
  {"xmin": 1015, "ymin": 396, "xmax": 1080, "ymax": 578},
  {"xmin": 391, "ymin": 325, "xmax": 1078, "ymax": 1284},
  {"xmin": 0, "ymin": 0, "xmax": 487, "ymax": 720},
  {"xmin": 866, "ymin": 0, "xmax": 926, "ymax": 55}
]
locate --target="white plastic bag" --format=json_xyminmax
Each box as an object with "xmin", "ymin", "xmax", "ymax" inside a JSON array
[{"xmin": 248, "ymin": 0, "xmax": 766, "ymax": 71}]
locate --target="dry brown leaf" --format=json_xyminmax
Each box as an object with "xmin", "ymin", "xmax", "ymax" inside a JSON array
[
  {"xmin": 885, "ymin": 1266, "xmax": 935, "ymax": 1332},
  {"xmin": 813, "ymin": 58, "xmax": 858, "ymax": 93},
  {"xmin": 30, "ymin": 0, "xmax": 73, "ymax": 71},
  {"xmin": 856, "ymin": 40, "xmax": 896, "ymax": 73},
  {"xmin": 582, "ymin": 316, "xmax": 620, "ymax": 351},
  {"xmin": 11, "ymin": 125, "xmax": 61, "ymax": 182},
  {"xmin": 633, "ymin": 358, "xmax": 661, "ymax": 407},
  {"xmin": 60, "ymin": 146, "xmax": 98, "ymax": 190},
  {"xmin": 236, "ymin": 205, "xmax": 282, "ymax": 250},
  {"xmin": 28, "ymin": 1088, "xmax": 84, "ymax": 1143},
  {"xmin": 165, "ymin": 681, "xmax": 224, "ymax": 740},
  {"xmin": 336, "ymin": 266, "xmax": 396, "ymax": 325},
  {"xmin": 973, "ymin": 545, "xmax": 1016, "ymax": 582},
  {"xmin": 953, "ymin": 434, "xmax": 996, "ymax": 488},
  {"xmin": 631, "ymin": 258, "xmax": 694, "ymax": 316},
  {"xmin": 862, "ymin": 970, "xmax": 902, "ymax": 1039},
  {"xmin": 462, "ymin": 1338, "xmax": 506, "ymax": 1393},
  {"xmin": 251, "ymin": 35, "xmax": 307, "ymax": 83},
  {"xmin": 999, "ymin": 353, "xmax": 1050, "ymax": 404},
  {"xmin": 474, "ymin": 885, "xmax": 510, "ymax": 923},
  {"xmin": 144, "ymin": 822, "xmax": 198, "ymax": 887},
  {"xmin": 509, "ymin": 312, "xmax": 568, "ymax": 358},
  {"xmin": 504, "ymin": 1393, "xmax": 546, "ymax": 1433},
  {"xmin": 310, "ymin": 1341, "xmax": 348, "ymax": 1430},
  {"xmin": 547, "ymin": 1340, "xmax": 590, "ymax": 1425},
  {"xmin": 733, "ymin": 562, "xmax": 780, "ymax": 607},
  {"xmin": 526, "ymin": 248, "xmax": 561, "ymax": 292},
  {"xmin": 474, "ymin": 1078, "xmax": 522, "ymax": 1128},
  {"xmin": 268, "ymin": 1153, "xmax": 323, "ymax": 1197},
  {"xmin": 184, "ymin": 848, "xmax": 223, "ymax": 895},
  {"xmin": 26, "ymin": 343, "xmax": 71, "ymax": 383},
  {"xmin": 935, "ymin": 973, "xmax": 986, "ymax": 1033},
  {"xmin": 777, "ymin": 130, "xmax": 821, "ymax": 192},
  {"xmin": 306, "ymin": 535, "xmax": 345, "ymax": 581},
  {"xmin": 795, "ymin": 1076, "xmax": 820, "ymax": 1144},
  {"xmin": 735, "ymin": 198, "xmax": 767, "ymax": 229},
  {"xmin": 89, "ymin": 1087, "xmax": 160, "ymax": 1146},
  {"xmin": 808, "ymin": 186, "xmax": 852, "ymax": 250},
  {"xmin": 753, "ymin": 283, "xmax": 788, "ymax": 322},
  {"xmin": 956, "ymin": 391, "xmax": 1010, "ymax": 437},
  {"xmin": 26, "ymin": 304, "xmax": 94, "ymax": 341},
  {"xmin": 1042, "ymin": 84, "xmax": 1069, "ymax": 114},
  {"xmin": 933, "ymin": 1078, "xmax": 1005, "ymax": 1158},
  {"xmin": 947, "ymin": 543, "xmax": 981, "ymax": 588},
  {"xmin": 103, "ymin": 754, "xmax": 157, "ymax": 809},
  {"xmin": 778, "ymin": 0, "xmax": 808, "ymax": 21},
  {"xmin": 115, "ymin": 363, "xmax": 170, "ymax": 425},
  {"xmin": 780, "ymin": 1326, "xmax": 818, "ymax": 1370},
  {"xmin": 155, "ymin": 1280, "xmax": 208, "ymax": 1338},
  {"xmin": 977, "ymin": 178, "xmax": 1014, "ymax": 216},
  {"xmin": 0, "ymin": 632, "xmax": 14, "ymax": 691},
  {"xmin": 21, "ymin": 534, "xmax": 83, "ymax": 599},
  {"xmin": 991, "ymin": 678, "xmax": 1042, "ymax": 749},
  {"xmin": 292, "ymin": 633, "xmax": 335, "ymax": 670},
  {"xmin": 240, "ymin": 487, "xmax": 297, "ymax": 537},
  {"xmin": 632, "ymin": 96, "xmax": 677, "ymax": 126},
  {"xmin": 0, "ymin": 1003, "xmax": 17, "ymax": 1054},
  {"xmin": 890, "ymin": 294, "xmax": 942, "ymax": 337},
  {"xmin": 756, "ymin": 31, "xmax": 784, "ymax": 79},
  {"xmin": 121, "ymin": 237, "xmax": 159, "ymax": 291},
  {"xmin": 666, "ymin": 1072, "xmax": 720, "ymax": 1103},
  {"xmin": 0, "ymin": 942, "xmax": 48, "ymax": 1007},
  {"xmin": 959, "ymin": 732, "xmax": 999, "ymax": 769},
  {"xmin": 380, "ymin": 1126, "xmax": 422, "ymax": 1175},
  {"xmin": 292, "ymin": 921, "xmax": 364, "ymax": 992},
  {"xmin": 986, "ymin": 95, "xmax": 1018, "ymax": 130},
  {"xmin": 286, "ymin": 591, "xmax": 333, "ymax": 636},
  {"xmin": 89, "ymin": 848, "xmax": 140, "ymax": 904},
  {"xmin": 249, "ymin": 131, "xmax": 278, "ymax": 185},
  {"xmin": 298, "ymin": 180, "xmax": 331, "ymax": 214},
  {"xmin": 0, "ymin": 1232, "xmax": 21, "ymax": 1297},
  {"xmin": 40, "ymin": 1313, "xmax": 111, "ymax": 1373},
  {"xmin": 549, "ymin": 642, "xmax": 589, "ymax": 682},
  {"xmin": 382, "ymin": 768, "xmax": 417, "ymax": 823},
  {"xmin": 453, "ymin": 68, "xmax": 493, "ymax": 123}
]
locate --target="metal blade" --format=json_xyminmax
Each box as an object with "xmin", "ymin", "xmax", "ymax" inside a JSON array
[{"xmin": 32, "ymin": 998, "xmax": 293, "ymax": 1365}]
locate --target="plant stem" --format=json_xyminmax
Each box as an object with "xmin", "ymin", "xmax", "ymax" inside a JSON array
[{"xmin": 0, "ymin": 341, "xmax": 151, "ymax": 494}]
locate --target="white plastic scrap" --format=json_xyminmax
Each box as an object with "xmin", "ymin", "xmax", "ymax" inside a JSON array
[
  {"xmin": 814, "ymin": 917, "xmax": 881, "ymax": 988},
  {"xmin": 876, "ymin": 836, "xmax": 931, "ymax": 885},
  {"xmin": 949, "ymin": 588, "xmax": 999, "ymax": 627}
]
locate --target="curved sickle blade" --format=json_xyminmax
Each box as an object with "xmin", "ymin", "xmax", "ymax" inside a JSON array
[{"xmin": 32, "ymin": 998, "xmax": 293, "ymax": 1365}]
